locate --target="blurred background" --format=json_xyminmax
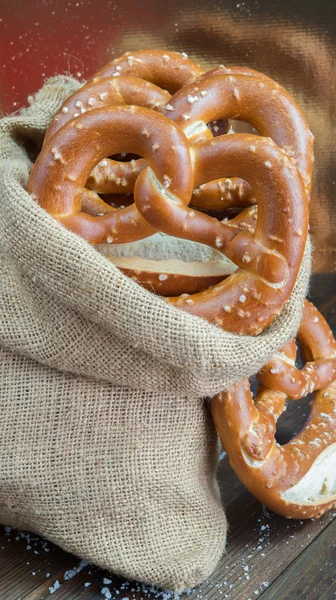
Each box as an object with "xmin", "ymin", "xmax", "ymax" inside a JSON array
[{"xmin": 1, "ymin": 0, "xmax": 335, "ymax": 272}]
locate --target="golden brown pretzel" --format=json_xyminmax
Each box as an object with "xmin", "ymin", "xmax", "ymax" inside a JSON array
[
  {"xmin": 211, "ymin": 301, "xmax": 336, "ymax": 519},
  {"xmin": 26, "ymin": 106, "xmax": 194, "ymax": 245},
  {"xmin": 191, "ymin": 178, "xmax": 255, "ymax": 211},
  {"xmin": 82, "ymin": 63, "xmax": 313, "ymax": 209},
  {"xmin": 198, "ymin": 65, "xmax": 279, "ymax": 85},
  {"xmin": 44, "ymin": 76, "xmax": 171, "ymax": 143},
  {"xmin": 43, "ymin": 76, "xmax": 171, "ymax": 197},
  {"xmin": 43, "ymin": 51, "xmax": 213, "ymax": 197},
  {"xmin": 88, "ymin": 49, "xmax": 204, "ymax": 93},
  {"xmin": 185, "ymin": 66, "xmax": 286, "ymax": 212},
  {"xmin": 98, "ymin": 205, "xmax": 254, "ymax": 297},
  {"xmin": 80, "ymin": 190, "xmax": 133, "ymax": 215},
  {"xmin": 134, "ymin": 133, "xmax": 308, "ymax": 335},
  {"xmin": 162, "ymin": 69, "xmax": 314, "ymax": 196}
]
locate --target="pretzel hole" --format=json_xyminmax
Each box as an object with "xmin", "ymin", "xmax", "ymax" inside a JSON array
[
  {"xmin": 108, "ymin": 152, "xmax": 141, "ymax": 162},
  {"xmin": 207, "ymin": 118, "xmax": 230, "ymax": 137},
  {"xmin": 99, "ymin": 193, "xmax": 134, "ymax": 208},
  {"xmin": 193, "ymin": 206, "xmax": 247, "ymax": 221},
  {"xmin": 275, "ymin": 394, "xmax": 311, "ymax": 445},
  {"xmin": 275, "ymin": 344, "xmax": 309, "ymax": 444},
  {"xmin": 229, "ymin": 120, "xmax": 259, "ymax": 135},
  {"xmin": 249, "ymin": 376, "xmax": 258, "ymax": 399}
]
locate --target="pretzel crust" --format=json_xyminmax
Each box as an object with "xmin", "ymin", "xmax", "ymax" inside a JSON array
[
  {"xmin": 211, "ymin": 301, "xmax": 336, "ymax": 519},
  {"xmin": 43, "ymin": 52, "xmax": 211, "ymax": 196},
  {"xmin": 135, "ymin": 133, "xmax": 308, "ymax": 335},
  {"xmin": 27, "ymin": 106, "xmax": 194, "ymax": 245},
  {"xmin": 87, "ymin": 49, "xmax": 204, "ymax": 93},
  {"xmin": 44, "ymin": 76, "xmax": 171, "ymax": 143},
  {"xmin": 162, "ymin": 69, "xmax": 313, "ymax": 195},
  {"xmin": 191, "ymin": 178, "xmax": 255, "ymax": 211},
  {"xmin": 84, "ymin": 63, "xmax": 313, "ymax": 208}
]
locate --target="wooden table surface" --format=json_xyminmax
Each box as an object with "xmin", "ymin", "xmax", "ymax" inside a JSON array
[{"xmin": 1, "ymin": 273, "xmax": 335, "ymax": 600}]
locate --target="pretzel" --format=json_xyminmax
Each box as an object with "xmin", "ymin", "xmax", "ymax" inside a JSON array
[
  {"xmin": 44, "ymin": 76, "xmax": 171, "ymax": 143},
  {"xmin": 43, "ymin": 51, "xmax": 214, "ymax": 197},
  {"xmin": 98, "ymin": 237, "xmax": 236, "ymax": 296},
  {"xmin": 88, "ymin": 49, "xmax": 204, "ymax": 93},
  {"xmin": 134, "ymin": 133, "xmax": 308, "ymax": 335},
  {"xmin": 191, "ymin": 178, "xmax": 255, "ymax": 211},
  {"xmin": 43, "ymin": 76, "xmax": 171, "ymax": 197},
  {"xmin": 84, "ymin": 63, "xmax": 313, "ymax": 208},
  {"xmin": 81, "ymin": 190, "xmax": 133, "ymax": 215},
  {"xmin": 26, "ymin": 106, "xmax": 194, "ymax": 245},
  {"xmin": 211, "ymin": 301, "xmax": 336, "ymax": 519},
  {"xmin": 161, "ymin": 67, "xmax": 314, "ymax": 197}
]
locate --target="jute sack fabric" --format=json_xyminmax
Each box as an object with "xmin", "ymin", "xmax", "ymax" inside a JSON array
[{"xmin": 0, "ymin": 77, "xmax": 311, "ymax": 591}]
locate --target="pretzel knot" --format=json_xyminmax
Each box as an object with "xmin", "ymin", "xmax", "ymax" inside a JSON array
[
  {"xmin": 27, "ymin": 106, "xmax": 194, "ymax": 245},
  {"xmin": 161, "ymin": 66, "xmax": 313, "ymax": 213},
  {"xmin": 43, "ymin": 50, "xmax": 216, "ymax": 198},
  {"xmin": 85, "ymin": 63, "xmax": 312, "ymax": 213},
  {"xmin": 211, "ymin": 301, "xmax": 336, "ymax": 519},
  {"xmin": 135, "ymin": 133, "xmax": 308, "ymax": 334}
]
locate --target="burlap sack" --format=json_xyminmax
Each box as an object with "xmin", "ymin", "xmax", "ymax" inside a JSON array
[{"xmin": 0, "ymin": 77, "xmax": 311, "ymax": 591}]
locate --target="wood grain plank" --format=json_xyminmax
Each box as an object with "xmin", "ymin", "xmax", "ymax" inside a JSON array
[{"xmin": 258, "ymin": 518, "xmax": 336, "ymax": 600}]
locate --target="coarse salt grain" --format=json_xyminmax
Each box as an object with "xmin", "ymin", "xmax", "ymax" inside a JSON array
[
  {"xmin": 163, "ymin": 175, "xmax": 172, "ymax": 188},
  {"xmin": 49, "ymin": 580, "xmax": 61, "ymax": 594}
]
